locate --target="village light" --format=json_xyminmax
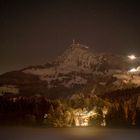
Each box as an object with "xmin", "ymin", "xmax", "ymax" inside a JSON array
[
  {"xmin": 128, "ymin": 55, "xmax": 136, "ymax": 60},
  {"xmin": 102, "ymin": 106, "xmax": 108, "ymax": 117},
  {"xmin": 129, "ymin": 68, "xmax": 138, "ymax": 73},
  {"xmin": 74, "ymin": 109, "xmax": 97, "ymax": 127},
  {"xmin": 101, "ymin": 106, "xmax": 108, "ymax": 127}
]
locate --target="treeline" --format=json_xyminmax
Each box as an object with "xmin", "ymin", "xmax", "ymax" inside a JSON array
[{"xmin": 0, "ymin": 89, "xmax": 140, "ymax": 127}]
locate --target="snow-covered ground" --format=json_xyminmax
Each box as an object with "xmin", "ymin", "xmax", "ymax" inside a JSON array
[{"xmin": 114, "ymin": 73, "xmax": 140, "ymax": 85}]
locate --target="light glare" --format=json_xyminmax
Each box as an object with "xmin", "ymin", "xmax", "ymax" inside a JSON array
[{"xmin": 128, "ymin": 55, "xmax": 136, "ymax": 60}]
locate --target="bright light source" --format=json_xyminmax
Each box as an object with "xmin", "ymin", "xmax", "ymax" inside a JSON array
[
  {"xmin": 137, "ymin": 66, "xmax": 140, "ymax": 71},
  {"xmin": 101, "ymin": 120, "xmax": 106, "ymax": 127},
  {"xmin": 102, "ymin": 107, "xmax": 108, "ymax": 116},
  {"xmin": 44, "ymin": 114, "xmax": 48, "ymax": 119},
  {"xmin": 101, "ymin": 106, "xmax": 108, "ymax": 127},
  {"xmin": 73, "ymin": 108, "xmax": 97, "ymax": 127},
  {"xmin": 129, "ymin": 68, "xmax": 138, "ymax": 73},
  {"xmin": 128, "ymin": 55, "xmax": 136, "ymax": 60}
]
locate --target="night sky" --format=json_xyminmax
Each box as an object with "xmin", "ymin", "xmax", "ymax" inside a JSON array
[{"xmin": 0, "ymin": 0, "xmax": 140, "ymax": 74}]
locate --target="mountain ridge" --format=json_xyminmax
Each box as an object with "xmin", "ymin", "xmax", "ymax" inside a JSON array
[{"xmin": 0, "ymin": 43, "xmax": 139, "ymax": 98}]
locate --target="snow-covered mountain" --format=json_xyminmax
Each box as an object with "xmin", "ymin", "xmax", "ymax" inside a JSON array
[
  {"xmin": 22, "ymin": 43, "xmax": 128, "ymax": 88},
  {"xmin": 0, "ymin": 43, "xmax": 139, "ymax": 98}
]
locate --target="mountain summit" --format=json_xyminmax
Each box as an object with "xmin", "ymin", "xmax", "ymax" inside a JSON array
[
  {"xmin": 0, "ymin": 43, "xmax": 137, "ymax": 98},
  {"xmin": 58, "ymin": 43, "xmax": 98, "ymax": 70}
]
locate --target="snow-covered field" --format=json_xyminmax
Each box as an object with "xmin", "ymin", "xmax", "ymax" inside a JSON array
[{"xmin": 114, "ymin": 73, "xmax": 140, "ymax": 85}]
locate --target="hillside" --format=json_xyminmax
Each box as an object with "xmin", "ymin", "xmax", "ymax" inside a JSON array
[{"xmin": 0, "ymin": 43, "xmax": 139, "ymax": 98}]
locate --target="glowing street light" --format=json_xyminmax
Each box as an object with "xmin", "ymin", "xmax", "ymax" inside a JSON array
[{"xmin": 128, "ymin": 55, "xmax": 136, "ymax": 60}]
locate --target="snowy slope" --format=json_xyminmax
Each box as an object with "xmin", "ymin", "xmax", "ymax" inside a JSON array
[{"xmin": 22, "ymin": 43, "xmax": 130, "ymax": 89}]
